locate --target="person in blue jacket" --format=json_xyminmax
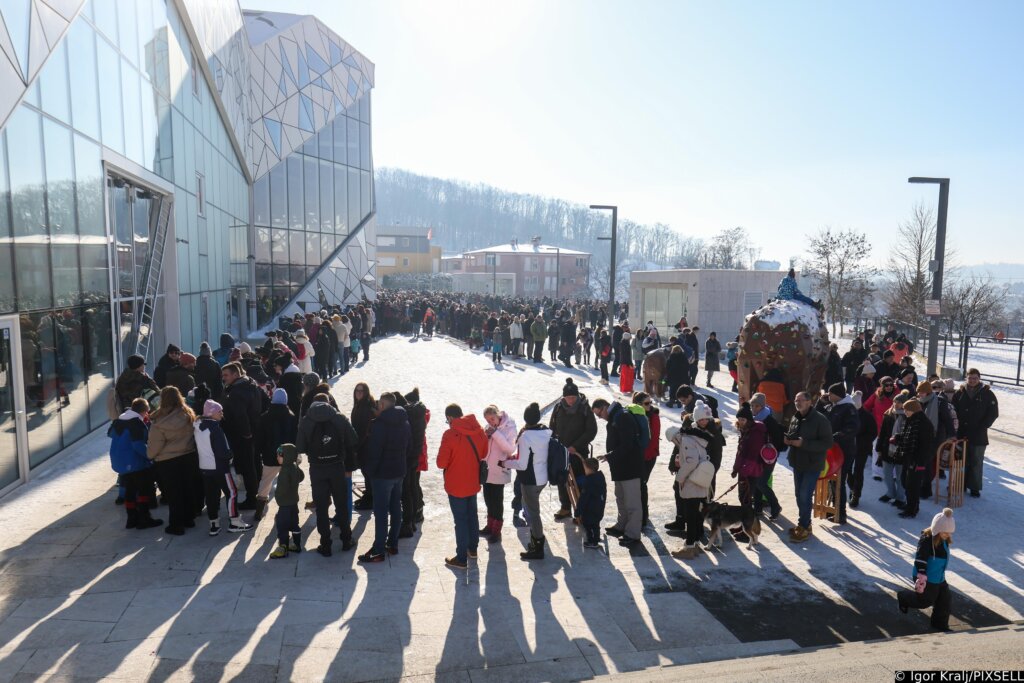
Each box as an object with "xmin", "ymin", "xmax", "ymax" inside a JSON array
[
  {"xmin": 578, "ymin": 457, "xmax": 607, "ymax": 549},
  {"xmin": 897, "ymin": 507, "xmax": 955, "ymax": 631},
  {"xmin": 108, "ymin": 397, "xmax": 163, "ymax": 530},
  {"xmin": 776, "ymin": 269, "xmax": 818, "ymax": 308}
]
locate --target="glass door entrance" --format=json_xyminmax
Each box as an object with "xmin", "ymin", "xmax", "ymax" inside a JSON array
[{"xmin": 0, "ymin": 316, "xmax": 28, "ymax": 492}]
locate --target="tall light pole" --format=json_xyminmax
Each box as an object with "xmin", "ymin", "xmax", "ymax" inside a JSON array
[
  {"xmin": 590, "ymin": 204, "xmax": 617, "ymax": 326},
  {"xmin": 908, "ymin": 177, "xmax": 950, "ymax": 378}
]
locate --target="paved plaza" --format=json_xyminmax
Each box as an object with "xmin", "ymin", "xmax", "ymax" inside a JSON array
[{"xmin": 0, "ymin": 336, "xmax": 1021, "ymax": 681}]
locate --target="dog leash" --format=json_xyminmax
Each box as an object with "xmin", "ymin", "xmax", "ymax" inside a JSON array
[{"xmin": 713, "ymin": 482, "xmax": 739, "ymax": 502}]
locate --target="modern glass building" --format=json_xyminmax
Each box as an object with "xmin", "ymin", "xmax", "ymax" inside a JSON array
[{"xmin": 0, "ymin": 0, "xmax": 376, "ymax": 494}]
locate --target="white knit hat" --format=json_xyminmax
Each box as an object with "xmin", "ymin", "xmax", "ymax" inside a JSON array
[
  {"xmin": 862, "ymin": 362, "xmax": 877, "ymax": 374},
  {"xmin": 692, "ymin": 401, "xmax": 713, "ymax": 423},
  {"xmin": 665, "ymin": 426, "xmax": 681, "ymax": 443},
  {"xmin": 930, "ymin": 507, "xmax": 955, "ymax": 535}
]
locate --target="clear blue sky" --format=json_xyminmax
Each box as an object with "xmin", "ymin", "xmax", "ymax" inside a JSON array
[{"xmin": 243, "ymin": 0, "xmax": 1023, "ymax": 267}]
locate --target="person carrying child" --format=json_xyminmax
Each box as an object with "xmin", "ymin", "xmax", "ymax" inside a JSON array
[
  {"xmin": 578, "ymin": 457, "xmax": 607, "ymax": 549},
  {"xmin": 270, "ymin": 444, "xmax": 305, "ymax": 558}
]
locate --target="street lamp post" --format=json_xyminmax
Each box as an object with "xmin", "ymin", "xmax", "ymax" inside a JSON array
[
  {"xmin": 908, "ymin": 177, "xmax": 950, "ymax": 378},
  {"xmin": 590, "ymin": 205, "xmax": 618, "ymax": 327}
]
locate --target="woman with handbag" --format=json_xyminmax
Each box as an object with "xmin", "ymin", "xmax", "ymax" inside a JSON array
[
  {"xmin": 479, "ymin": 405, "xmax": 517, "ymax": 543},
  {"xmin": 436, "ymin": 403, "xmax": 489, "ymax": 570},
  {"xmin": 668, "ymin": 423, "xmax": 716, "ymax": 559},
  {"xmin": 897, "ymin": 508, "xmax": 955, "ymax": 631}
]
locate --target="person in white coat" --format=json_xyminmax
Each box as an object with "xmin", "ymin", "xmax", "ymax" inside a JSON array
[
  {"xmin": 510, "ymin": 319, "xmax": 524, "ymax": 358},
  {"xmin": 480, "ymin": 405, "xmax": 517, "ymax": 542},
  {"xmin": 667, "ymin": 410, "xmax": 714, "ymax": 559},
  {"xmin": 334, "ymin": 315, "xmax": 351, "ymax": 375},
  {"xmin": 510, "ymin": 402, "xmax": 551, "ymax": 560},
  {"xmin": 293, "ymin": 330, "xmax": 315, "ymax": 375}
]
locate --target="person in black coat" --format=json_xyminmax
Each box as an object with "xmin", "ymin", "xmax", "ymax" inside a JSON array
[
  {"xmin": 359, "ymin": 394, "xmax": 411, "ymax": 562},
  {"xmin": 610, "ymin": 325, "xmax": 624, "ymax": 376},
  {"xmin": 841, "ymin": 339, "xmax": 868, "ymax": 392},
  {"xmin": 896, "ymin": 399, "xmax": 935, "ymax": 518},
  {"xmin": 400, "ymin": 388, "xmax": 428, "ymax": 535},
  {"xmin": 951, "ymin": 370, "xmax": 999, "ymax": 497},
  {"xmin": 254, "ymin": 388, "xmax": 299, "ymax": 521},
  {"xmin": 666, "ymin": 346, "xmax": 689, "ymax": 408},
  {"xmin": 825, "ymin": 344, "xmax": 844, "ymax": 388},
  {"xmin": 578, "ymin": 457, "xmax": 607, "ymax": 548},
  {"xmin": 154, "ymin": 344, "xmax": 181, "ymax": 388},
  {"xmin": 825, "ymin": 383, "xmax": 860, "ymax": 523},
  {"xmin": 850, "ymin": 394, "xmax": 878, "ymax": 508},
  {"xmin": 592, "ymin": 399, "xmax": 644, "ymax": 545},
  {"xmin": 195, "ymin": 343, "xmax": 223, "ymax": 400}
]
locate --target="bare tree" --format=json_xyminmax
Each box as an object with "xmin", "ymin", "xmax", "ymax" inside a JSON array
[
  {"xmin": 943, "ymin": 276, "xmax": 1006, "ymax": 341},
  {"xmin": 703, "ymin": 227, "xmax": 750, "ymax": 269},
  {"xmin": 803, "ymin": 226, "xmax": 877, "ymax": 337},
  {"xmin": 884, "ymin": 203, "xmax": 940, "ymax": 325}
]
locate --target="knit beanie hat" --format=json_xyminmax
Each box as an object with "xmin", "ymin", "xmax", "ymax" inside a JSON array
[
  {"xmin": 127, "ymin": 354, "xmax": 146, "ymax": 370},
  {"xmin": 692, "ymin": 401, "xmax": 713, "ymax": 423},
  {"xmin": 524, "ymin": 402, "xmax": 541, "ymax": 426},
  {"xmin": 238, "ymin": 342, "xmax": 253, "ymax": 355},
  {"xmin": 199, "ymin": 342, "xmax": 212, "ymax": 357},
  {"xmin": 828, "ymin": 382, "xmax": 847, "ymax": 398},
  {"xmin": 203, "ymin": 400, "xmax": 223, "ymax": 417},
  {"xmin": 167, "ymin": 343, "xmax": 181, "ymax": 355},
  {"xmin": 562, "ymin": 378, "xmax": 580, "ymax": 397},
  {"xmin": 736, "ymin": 402, "xmax": 754, "ymax": 421},
  {"xmin": 929, "ymin": 507, "xmax": 955, "ymax": 535},
  {"xmin": 271, "ymin": 388, "xmax": 288, "ymax": 405},
  {"xmin": 302, "ymin": 372, "xmax": 321, "ymax": 388},
  {"xmin": 180, "ymin": 352, "xmax": 196, "ymax": 368},
  {"xmin": 665, "ymin": 426, "xmax": 681, "ymax": 443},
  {"xmin": 862, "ymin": 362, "xmax": 876, "ymax": 374}
]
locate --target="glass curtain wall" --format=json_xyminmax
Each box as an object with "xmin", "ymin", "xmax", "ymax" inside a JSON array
[
  {"xmin": 0, "ymin": 0, "xmax": 248, "ymax": 466},
  {"xmin": 252, "ymin": 92, "xmax": 372, "ymax": 328}
]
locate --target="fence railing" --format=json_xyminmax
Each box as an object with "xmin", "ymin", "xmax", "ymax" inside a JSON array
[{"xmin": 961, "ymin": 335, "xmax": 1024, "ymax": 387}]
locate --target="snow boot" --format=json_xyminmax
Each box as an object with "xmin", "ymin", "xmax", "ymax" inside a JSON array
[
  {"xmin": 488, "ymin": 519, "xmax": 503, "ymax": 544},
  {"xmin": 520, "ymin": 535, "xmax": 545, "ymax": 560},
  {"xmin": 135, "ymin": 500, "xmax": 163, "ymax": 529},
  {"xmin": 124, "ymin": 504, "xmax": 139, "ymax": 529}
]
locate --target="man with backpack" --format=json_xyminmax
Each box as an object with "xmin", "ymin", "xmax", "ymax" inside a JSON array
[
  {"xmin": 592, "ymin": 398, "xmax": 647, "ymax": 547},
  {"xmin": 297, "ymin": 393, "xmax": 359, "ymax": 557}
]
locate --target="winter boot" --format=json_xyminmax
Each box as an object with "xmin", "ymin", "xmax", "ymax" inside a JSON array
[
  {"xmin": 270, "ymin": 543, "xmax": 289, "ymax": 559},
  {"xmin": 124, "ymin": 504, "xmax": 139, "ymax": 529},
  {"xmin": 520, "ymin": 535, "xmax": 545, "ymax": 560},
  {"xmin": 228, "ymin": 517, "xmax": 253, "ymax": 533},
  {"xmin": 253, "ymin": 497, "xmax": 268, "ymax": 522},
  {"xmin": 479, "ymin": 516, "xmax": 493, "ymax": 536},
  {"xmin": 134, "ymin": 500, "xmax": 163, "ymax": 529},
  {"xmin": 488, "ymin": 519, "xmax": 503, "ymax": 544},
  {"xmin": 289, "ymin": 532, "xmax": 302, "ymax": 553}
]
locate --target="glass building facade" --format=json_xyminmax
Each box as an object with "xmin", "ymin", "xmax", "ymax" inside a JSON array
[{"xmin": 0, "ymin": 1, "xmax": 375, "ymax": 492}]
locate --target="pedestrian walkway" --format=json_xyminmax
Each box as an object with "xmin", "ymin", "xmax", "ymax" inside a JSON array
[{"xmin": 0, "ymin": 335, "xmax": 1020, "ymax": 681}]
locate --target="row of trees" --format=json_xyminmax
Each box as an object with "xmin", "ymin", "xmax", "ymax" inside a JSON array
[
  {"xmin": 375, "ymin": 168, "xmax": 765, "ymax": 277},
  {"xmin": 802, "ymin": 202, "xmax": 1012, "ymax": 341}
]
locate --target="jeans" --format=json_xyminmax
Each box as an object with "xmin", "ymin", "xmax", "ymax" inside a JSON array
[
  {"xmin": 401, "ymin": 463, "xmax": 420, "ymax": 530},
  {"xmin": 520, "ymin": 483, "xmax": 546, "ymax": 539},
  {"xmin": 370, "ymin": 477, "xmax": 403, "ymax": 554},
  {"xmin": 966, "ymin": 445, "xmax": 986, "ymax": 492},
  {"xmin": 793, "ymin": 468, "xmax": 818, "ymax": 529},
  {"xmin": 448, "ymin": 494, "xmax": 479, "ymax": 562},
  {"xmin": 752, "ymin": 468, "xmax": 781, "ymax": 516},
  {"xmin": 883, "ymin": 461, "xmax": 905, "ymax": 502},
  {"xmin": 341, "ymin": 346, "xmax": 350, "ymax": 374}
]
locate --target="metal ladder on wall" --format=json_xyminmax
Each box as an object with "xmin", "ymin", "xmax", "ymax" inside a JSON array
[{"xmin": 133, "ymin": 196, "xmax": 173, "ymax": 363}]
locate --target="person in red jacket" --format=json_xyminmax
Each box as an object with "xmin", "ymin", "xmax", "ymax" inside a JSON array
[{"xmin": 436, "ymin": 404, "xmax": 488, "ymax": 569}]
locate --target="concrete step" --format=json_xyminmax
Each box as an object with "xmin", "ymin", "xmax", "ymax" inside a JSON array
[{"xmin": 600, "ymin": 623, "xmax": 1024, "ymax": 682}]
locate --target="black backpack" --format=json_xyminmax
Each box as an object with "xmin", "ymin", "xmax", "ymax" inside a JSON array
[
  {"xmin": 546, "ymin": 437, "xmax": 571, "ymax": 486},
  {"xmin": 306, "ymin": 419, "xmax": 341, "ymax": 465}
]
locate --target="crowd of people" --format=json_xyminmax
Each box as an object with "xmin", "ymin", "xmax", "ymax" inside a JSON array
[{"xmin": 106, "ymin": 288, "xmax": 1000, "ymax": 633}]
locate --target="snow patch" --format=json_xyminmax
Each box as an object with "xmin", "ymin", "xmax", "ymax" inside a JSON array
[{"xmin": 749, "ymin": 299, "xmax": 823, "ymax": 337}]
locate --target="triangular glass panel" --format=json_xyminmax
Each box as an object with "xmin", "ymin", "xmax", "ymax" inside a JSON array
[
  {"xmin": 264, "ymin": 118, "xmax": 282, "ymax": 156},
  {"xmin": 306, "ymin": 42, "xmax": 330, "ymax": 74},
  {"xmin": 0, "ymin": 0, "xmax": 30, "ymax": 79},
  {"xmin": 298, "ymin": 93, "xmax": 313, "ymax": 132},
  {"xmin": 279, "ymin": 42, "xmax": 296, "ymax": 85},
  {"xmin": 329, "ymin": 40, "xmax": 342, "ymax": 66},
  {"xmin": 296, "ymin": 46, "xmax": 309, "ymax": 87}
]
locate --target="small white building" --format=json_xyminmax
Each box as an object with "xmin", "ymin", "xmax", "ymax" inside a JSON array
[{"xmin": 629, "ymin": 269, "xmax": 787, "ymax": 341}]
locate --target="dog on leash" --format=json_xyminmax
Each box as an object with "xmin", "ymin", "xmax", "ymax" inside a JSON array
[{"xmin": 704, "ymin": 502, "xmax": 761, "ymax": 550}]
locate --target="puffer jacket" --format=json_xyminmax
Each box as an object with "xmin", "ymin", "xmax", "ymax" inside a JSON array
[
  {"xmin": 512, "ymin": 424, "xmax": 552, "ymax": 486},
  {"xmin": 274, "ymin": 443, "xmax": 305, "ymax": 506},
  {"xmin": 222, "ymin": 376, "xmax": 264, "ymax": 443},
  {"xmin": 147, "ymin": 408, "xmax": 196, "ymax": 462},
  {"xmin": 364, "ymin": 405, "xmax": 412, "ymax": 480},
  {"xmin": 643, "ymin": 408, "xmax": 661, "ymax": 461},
  {"xmin": 484, "ymin": 411, "xmax": 517, "ymax": 485},
  {"xmin": 194, "ymin": 417, "xmax": 232, "ymax": 473},
  {"xmin": 255, "ymin": 403, "xmax": 299, "ymax": 467},
  {"xmin": 108, "ymin": 410, "xmax": 150, "ymax": 474},
  {"xmin": 675, "ymin": 428, "xmax": 712, "ymax": 500},
  {"xmin": 436, "ymin": 414, "xmax": 488, "ymax": 497}
]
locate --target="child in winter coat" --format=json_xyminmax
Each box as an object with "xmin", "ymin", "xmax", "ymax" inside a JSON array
[
  {"xmin": 578, "ymin": 458, "xmax": 607, "ymax": 548},
  {"xmin": 108, "ymin": 398, "xmax": 162, "ymax": 530},
  {"xmin": 270, "ymin": 443, "xmax": 305, "ymax": 558},
  {"xmin": 194, "ymin": 400, "xmax": 252, "ymax": 535}
]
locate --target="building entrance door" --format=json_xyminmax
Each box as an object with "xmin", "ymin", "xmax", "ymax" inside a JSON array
[{"xmin": 0, "ymin": 316, "xmax": 28, "ymax": 494}]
